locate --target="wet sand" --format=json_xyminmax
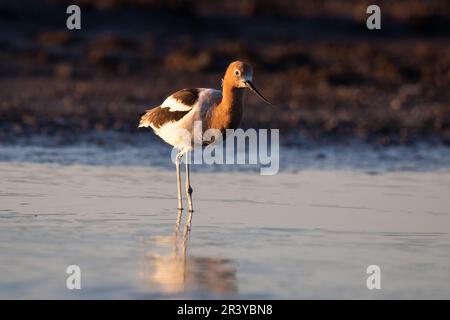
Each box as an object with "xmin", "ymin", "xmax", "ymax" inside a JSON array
[{"xmin": 1, "ymin": 162, "xmax": 450, "ymax": 299}]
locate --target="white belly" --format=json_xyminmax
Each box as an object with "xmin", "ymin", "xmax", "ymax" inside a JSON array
[{"xmin": 152, "ymin": 107, "xmax": 201, "ymax": 152}]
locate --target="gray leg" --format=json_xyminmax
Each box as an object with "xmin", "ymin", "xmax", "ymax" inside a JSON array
[
  {"xmin": 176, "ymin": 153, "xmax": 183, "ymax": 210},
  {"xmin": 185, "ymin": 152, "xmax": 194, "ymax": 212}
]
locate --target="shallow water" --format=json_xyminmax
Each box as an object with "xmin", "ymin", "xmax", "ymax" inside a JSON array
[
  {"xmin": 1, "ymin": 137, "xmax": 450, "ymax": 173},
  {"xmin": 1, "ymin": 161, "xmax": 450, "ymax": 299}
]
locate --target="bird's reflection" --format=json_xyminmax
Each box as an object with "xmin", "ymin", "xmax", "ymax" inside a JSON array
[{"xmin": 139, "ymin": 210, "xmax": 237, "ymax": 295}]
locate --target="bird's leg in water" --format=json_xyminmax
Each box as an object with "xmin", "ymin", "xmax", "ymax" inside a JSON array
[
  {"xmin": 182, "ymin": 210, "xmax": 193, "ymax": 282},
  {"xmin": 185, "ymin": 209, "xmax": 193, "ymax": 233},
  {"xmin": 185, "ymin": 152, "xmax": 194, "ymax": 212},
  {"xmin": 173, "ymin": 209, "xmax": 183, "ymax": 256},
  {"xmin": 182, "ymin": 210, "xmax": 193, "ymax": 256},
  {"xmin": 176, "ymin": 152, "xmax": 183, "ymax": 210},
  {"xmin": 175, "ymin": 209, "xmax": 183, "ymax": 238}
]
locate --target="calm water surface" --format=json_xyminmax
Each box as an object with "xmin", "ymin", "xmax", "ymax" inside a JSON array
[{"xmin": 1, "ymin": 142, "xmax": 450, "ymax": 299}]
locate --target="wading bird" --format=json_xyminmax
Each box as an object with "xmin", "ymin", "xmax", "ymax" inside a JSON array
[{"xmin": 138, "ymin": 61, "xmax": 271, "ymax": 212}]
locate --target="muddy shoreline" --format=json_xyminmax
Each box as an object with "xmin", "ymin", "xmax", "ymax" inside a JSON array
[{"xmin": 1, "ymin": 1, "xmax": 449, "ymax": 145}]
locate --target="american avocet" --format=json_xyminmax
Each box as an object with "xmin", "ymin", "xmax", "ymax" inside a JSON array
[{"xmin": 138, "ymin": 61, "xmax": 271, "ymax": 212}]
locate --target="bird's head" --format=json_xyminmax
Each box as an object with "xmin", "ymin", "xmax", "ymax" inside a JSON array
[{"xmin": 224, "ymin": 61, "xmax": 272, "ymax": 105}]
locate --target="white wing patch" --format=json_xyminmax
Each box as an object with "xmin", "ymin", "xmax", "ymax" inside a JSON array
[{"xmin": 160, "ymin": 95, "xmax": 193, "ymax": 112}]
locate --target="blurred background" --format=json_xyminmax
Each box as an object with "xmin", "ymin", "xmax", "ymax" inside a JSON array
[{"xmin": 0, "ymin": 0, "xmax": 449, "ymax": 147}]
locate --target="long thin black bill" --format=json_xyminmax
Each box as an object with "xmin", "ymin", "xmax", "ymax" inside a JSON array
[{"xmin": 244, "ymin": 81, "xmax": 272, "ymax": 105}]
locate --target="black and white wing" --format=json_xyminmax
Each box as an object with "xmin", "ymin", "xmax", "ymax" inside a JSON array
[{"xmin": 138, "ymin": 88, "xmax": 221, "ymax": 130}]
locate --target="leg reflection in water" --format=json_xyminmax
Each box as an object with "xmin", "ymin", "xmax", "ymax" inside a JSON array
[{"xmin": 139, "ymin": 210, "xmax": 237, "ymax": 296}]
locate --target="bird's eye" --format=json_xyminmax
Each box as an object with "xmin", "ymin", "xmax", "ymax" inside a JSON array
[{"xmin": 234, "ymin": 70, "xmax": 240, "ymax": 76}]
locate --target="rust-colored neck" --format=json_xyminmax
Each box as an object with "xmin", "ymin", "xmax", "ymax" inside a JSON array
[{"xmin": 209, "ymin": 80, "xmax": 244, "ymax": 131}]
